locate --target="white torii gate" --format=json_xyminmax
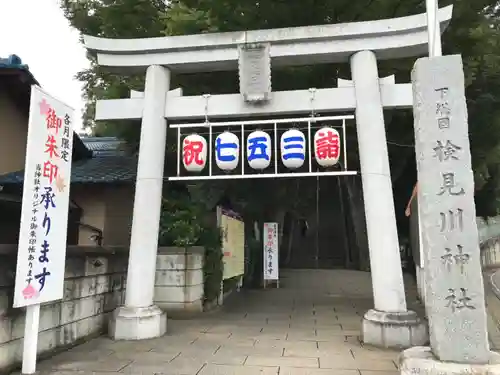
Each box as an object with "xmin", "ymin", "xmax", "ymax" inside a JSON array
[{"xmin": 83, "ymin": 6, "xmax": 452, "ymax": 347}]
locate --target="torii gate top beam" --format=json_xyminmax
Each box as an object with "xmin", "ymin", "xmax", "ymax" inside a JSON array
[{"xmin": 83, "ymin": 6, "xmax": 452, "ymax": 74}]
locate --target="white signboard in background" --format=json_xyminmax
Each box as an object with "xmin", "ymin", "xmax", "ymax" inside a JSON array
[
  {"xmin": 220, "ymin": 208, "xmax": 245, "ymax": 280},
  {"xmin": 13, "ymin": 85, "xmax": 74, "ymax": 374},
  {"xmin": 263, "ymin": 222, "xmax": 279, "ymax": 281},
  {"xmin": 14, "ymin": 85, "xmax": 74, "ymax": 307}
]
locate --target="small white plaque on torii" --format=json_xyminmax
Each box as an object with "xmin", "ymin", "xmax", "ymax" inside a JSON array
[{"xmin": 238, "ymin": 43, "xmax": 272, "ymax": 103}]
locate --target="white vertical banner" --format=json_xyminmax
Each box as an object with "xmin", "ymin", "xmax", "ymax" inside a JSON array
[
  {"xmin": 263, "ymin": 222, "xmax": 279, "ymax": 281},
  {"xmin": 13, "ymin": 85, "xmax": 74, "ymax": 307}
]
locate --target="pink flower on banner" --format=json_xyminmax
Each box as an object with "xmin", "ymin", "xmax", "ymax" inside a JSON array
[
  {"xmin": 22, "ymin": 284, "xmax": 38, "ymax": 299},
  {"xmin": 39, "ymin": 99, "xmax": 50, "ymax": 115}
]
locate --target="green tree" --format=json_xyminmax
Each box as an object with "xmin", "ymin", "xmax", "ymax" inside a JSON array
[
  {"xmin": 61, "ymin": 0, "xmax": 167, "ymax": 139},
  {"xmin": 61, "ymin": 0, "xmax": 500, "ymax": 268}
]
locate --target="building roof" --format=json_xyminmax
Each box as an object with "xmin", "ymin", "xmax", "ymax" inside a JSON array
[
  {"xmin": 0, "ymin": 55, "xmax": 38, "ymax": 83},
  {"xmin": 80, "ymin": 136, "xmax": 127, "ymax": 157},
  {"xmin": 0, "ymin": 56, "xmax": 136, "ymax": 186},
  {"xmin": 0, "ymin": 135, "xmax": 137, "ymax": 186},
  {"xmin": 0, "ymin": 156, "xmax": 137, "ymax": 185}
]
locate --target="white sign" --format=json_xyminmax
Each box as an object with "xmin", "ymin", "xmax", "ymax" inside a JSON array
[
  {"xmin": 13, "ymin": 85, "xmax": 74, "ymax": 308},
  {"xmin": 238, "ymin": 43, "xmax": 272, "ymax": 103},
  {"xmin": 263, "ymin": 222, "xmax": 279, "ymax": 280}
]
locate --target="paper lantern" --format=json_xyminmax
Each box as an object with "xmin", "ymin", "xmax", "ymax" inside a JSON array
[
  {"xmin": 247, "ymin": 130, "xmax": 271, "ymax": 170},
  {"xmin": 215, "ymin": 131, "xmax": 240, "ymax": 171},
  {"xmin": 182, "ymin": 134, "xmax": 207, "ymax": 172},
  {"xmin": 314, "ymin": 127, "xmax": 340, "ymax": 167},
  {"xmin": 280, "ymin": 129, "xmax": 306, "ymax": 169}
]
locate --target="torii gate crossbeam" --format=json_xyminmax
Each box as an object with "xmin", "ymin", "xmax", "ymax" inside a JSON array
[{"xmin": 84, "ymin": 6, "xmax": 452, "ymax": 73}]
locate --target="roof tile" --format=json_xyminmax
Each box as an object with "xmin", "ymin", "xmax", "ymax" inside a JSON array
[{"xmin": 0, "ymin": 156, "xmax": 137, "ymax": 185}]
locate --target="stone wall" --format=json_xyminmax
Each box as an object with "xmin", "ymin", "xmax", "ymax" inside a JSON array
[
  {"xmin": 477, "ymin": 216, "xmax": 500, "ymax": 244},
  {"xmin": 481, "ymin": 238, "xmax": 500, "ymax": 269},
  {"xmin": 410, "ymin": 209, "xmax": 500, "ymax": 270},
  {"xmin": 0, "ymin": 245, "xmax": 127, "ymax": 372},
  {"xmin": 154, "ymin": 246, "xmax": 204, "ymax": 317},
  {"xmin": 478, "ymin": 216, "xmax": 500, "ymax": 268},
  {"xmin": 409, "ymin": 208, "xmax": 500, "ymax": 302}
]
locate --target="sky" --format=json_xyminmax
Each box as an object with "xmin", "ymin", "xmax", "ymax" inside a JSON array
[{"xmin": 0, "ymin": 0, "xmax": 88, "ymax": 131}]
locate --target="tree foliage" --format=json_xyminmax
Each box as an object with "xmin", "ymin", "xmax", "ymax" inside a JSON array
[
  {"xmin": 61, "ymin": 0, "xmax": 500, "ymax": 218},
  {"xmin": 61, "ymin": 0, "xmax": 167, "ymax": 142},
  {"xmin": 158, "ymin": 187, "xmax": 223, "ymax": 303}
]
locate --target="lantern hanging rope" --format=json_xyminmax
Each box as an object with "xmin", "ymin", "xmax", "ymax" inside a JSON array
[
  {"xmin": 203, "ymin": 94, "xmax": 213, "ymax": 176},
  {"xmin": 308, "ymin": 88, "xmax": 317, "ymax": 120},
  {"xmin": 203, "ymin": 94, "xmax": 211, "ymax": 127}
]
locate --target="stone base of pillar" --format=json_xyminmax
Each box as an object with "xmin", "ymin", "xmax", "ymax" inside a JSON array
[
  {"xmin": 361, "ymin": 309, "xmax": 428, "ymax": 349},
  {"xmin": 108, "ymin": 305, "xmax": 167, "ymax": 340},
  {"xmin": 399, "ymin": 346, "xmax": 500, "ymax": 375}
]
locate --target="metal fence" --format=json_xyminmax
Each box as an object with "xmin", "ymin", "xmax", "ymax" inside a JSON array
[
  {"xmin": 410, "ymin": 197, "xmax": 500, "ymax": 261},
  {"xmin": 477, "ymin": 216, "xmax": 500, "ymax": 244}
]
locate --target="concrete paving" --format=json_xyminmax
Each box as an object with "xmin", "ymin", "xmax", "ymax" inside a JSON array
[{"xmin": 29, "ymin": 270, "xmax": 424, "ymax": 375}]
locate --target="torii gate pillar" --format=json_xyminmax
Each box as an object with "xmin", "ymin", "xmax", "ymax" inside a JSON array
[
  {"xmin": 351, "ymin": 50, "xmax": 427, "ymax": 347},
  {"xmin": 109, "ymin": 65, "xmax": 169, "ymax": 340}
]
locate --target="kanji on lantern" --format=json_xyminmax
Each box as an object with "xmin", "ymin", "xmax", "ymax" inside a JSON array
[
  {"xmin": 314, "ymin": 127, "xmax": 340, "ymax": 167},
  {"xmin": 247, "ymin": 130, "xmax": 271, "ymax": 170},
  {"xmin": 215, "ymin": 131, "xmax": 239, "ymax": 171},
  {"xmin": 182, "ymin": 134, "xmax": 207, "ymax": 172},
  {"xmin": 280, "ymin": 129, "xmax": 306, "ymax": 169}
]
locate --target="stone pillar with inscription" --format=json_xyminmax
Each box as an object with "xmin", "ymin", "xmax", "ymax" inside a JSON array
[{"xmin": 399, "ymin": 55, "xmax": 500, "ymax": 374}]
